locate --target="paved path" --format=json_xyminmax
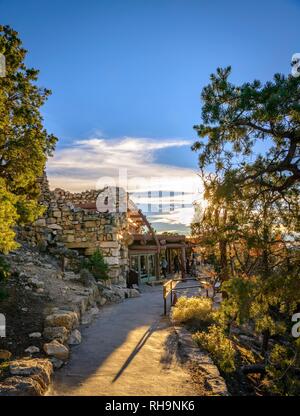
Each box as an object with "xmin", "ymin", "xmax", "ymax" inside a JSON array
[{"xmin": 49, "ymin": 285, "xmax": 200, "ymax": 396}]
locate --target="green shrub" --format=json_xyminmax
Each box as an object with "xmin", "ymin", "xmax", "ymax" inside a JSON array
[
  {"xmin": 193, "ymin": 325, "xmax": 236, "ymax": 373},
  {"xmin": 0, "ymin": 257, "xmax": 10, "ymax": 301},
  {"xmin": 172, "ymin": 296, "xmax": 214, "ymax": 325},
  {"xmin": 0, "ymin": 257, "xmax": 10, "ymax": 282},
  {"xmin": 262, "ymin": 341, "xmax": 300, "ymax": 395},
  {"xmin": 0, "ymin": 289, "xmax": 8, "ymax": 301},
  {"xmin": 0, "ymin": 361, "xmax": 10, "ymax": 380},
  {"xmin": 81, "ymin": 249, "xmax": 109, "ymax": 281}
]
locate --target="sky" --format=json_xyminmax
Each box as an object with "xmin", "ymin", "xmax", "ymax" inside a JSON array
[{"xmin": 1, "ymin": 0, "xmax": 300, "ymax": 233}]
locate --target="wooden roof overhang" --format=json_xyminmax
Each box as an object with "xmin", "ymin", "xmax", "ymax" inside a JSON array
[
  {"xmin": 129, "ymin": 247, "xmax": 159, "ymax": 255},
  {"xmin": 128, "ymin": 233, "xmax": 187, "ymax": 256},
  {"xmin": 128, "ymin": 199, "xmax": 187, "ymax": 254},
  {"xmin": 132, "ymin": 234, "xmax": 185, "ymax": 242},
  {"xmin": 127, "ymin": 199, "xmax": 161, "ymax": 253}
]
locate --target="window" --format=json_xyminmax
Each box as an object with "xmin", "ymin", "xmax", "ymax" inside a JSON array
[
  {"xmin": 148, "ymin": 255, "xmax": 155, "ymax": 277},
  {"xmin": 129, "ymin": 254, "xmax": 156, "ymax": 281},
  {"xmin": 131, "ymin": 255, "xmax": 139, "ymax": 273}
]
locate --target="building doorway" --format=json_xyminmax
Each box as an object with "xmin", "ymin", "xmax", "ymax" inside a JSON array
[{"xmin": 130, "ymin": 253, "xmax": 157, "ymax": 283}]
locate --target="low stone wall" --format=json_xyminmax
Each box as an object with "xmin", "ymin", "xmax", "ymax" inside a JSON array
[
  {"xmin": 51, "ymin": 187, "xmax": 100, "ymax": 206},
  {"xmin": 174, "ymin": 325, "xmax": 228, "ymax": 396}
]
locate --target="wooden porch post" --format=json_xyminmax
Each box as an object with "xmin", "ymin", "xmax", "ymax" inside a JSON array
[
  {"xmin": 180, "ymin": 245, "xmax": 186, "ymax": 280},
  {"xmin": 167, "ymin": 248, "xmax": 171, "ymax": 273},
  {"xmin": 156, "ymin": 252, "xmax": 160, "ymax": 279}
]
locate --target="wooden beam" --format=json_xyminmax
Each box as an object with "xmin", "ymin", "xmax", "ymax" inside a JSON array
[
  {"xmin": 180, "ymin": 244, "xmax": 186, "ymax": 279},
  {"xmin": 131, "ymin": 234, "xmax": 154, "ymax": 241},
  {"xmin": 129, "ymin": 245, "xmax": 159, "ymax": 251},
  {"xmin": 156, "ymin": 252, "xmax": 160, "ymax": 279},
  {"xmin": 158, "ymin": 235, "xmax": 186, "ymax": 243},
  {"xmin": 164, "ymin": 243, "xmax": 186, "ymax": 249},
  {"xmin": 138, "ymin": 210, "xmax": 160, "ymax": 254}
]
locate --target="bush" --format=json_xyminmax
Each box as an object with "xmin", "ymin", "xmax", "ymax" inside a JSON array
[
  {"xmin": 193, "ymin": 325, "xmax": 236, "ymax": 373},
  {"xmin": 0, "ymin": 362, "xmax": 10, "ymax": 380},
  {"xmin": 81, "ymin": 249, "xmax": 109, "ymax": 281},
  {"xmin": 262, "ymin": 341, "xmax": 300, "ymax": 395},
  {"xmin": 0, "ymin": 257, "xmax": 10, "ymax": 282},
  {"xmin": 171, "ymin": 296, "xmax": 214, "ymax": 325},
  {"xmin": 0, "ymin": 257, "xmax": 10, "ymax": 301},
  {"xmin": 0, "ymin": 287, "xmax": 8, "ymax": 301}
]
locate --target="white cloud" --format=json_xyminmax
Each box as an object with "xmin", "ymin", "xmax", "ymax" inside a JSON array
[
  {"xmin": 149, "ymin": 207, "xmax": 195, "ymax": 226},
  {"xmin": 47, "ymin": 136, "xmax": 203, "ymax": 232}
]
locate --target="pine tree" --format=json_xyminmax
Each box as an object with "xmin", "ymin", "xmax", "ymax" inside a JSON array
[
  {"xmin": 192, "ymin": 68, "xmax": 300, "ymax": 394},
  {"xmin": 0, "ymin": 25, "xmax": 57, "ymax": 253}
]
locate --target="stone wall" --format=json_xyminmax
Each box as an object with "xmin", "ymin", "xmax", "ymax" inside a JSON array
[
  {"xmin": 51, "ymin": 188, "xmax": 101, "ymax": 207},
  {"xmin": 19, "ymin": 175, "xmax": 129, "ymax": 284}
]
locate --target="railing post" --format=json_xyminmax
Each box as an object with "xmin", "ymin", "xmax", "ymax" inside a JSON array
[
  {"xmin": 163, "ymin": 285, "xmax": 167, "ymax": 315},
  {"xmin": 170, "ymin": 280, "xmax": 173, "ymax": 306}
]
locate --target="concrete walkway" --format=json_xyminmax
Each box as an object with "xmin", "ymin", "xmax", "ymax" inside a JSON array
[{"xmin": 49, "ymin": 285, "xmax": 200, "ymax": 396}]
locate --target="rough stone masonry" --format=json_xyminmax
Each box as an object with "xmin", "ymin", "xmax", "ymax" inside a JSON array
[{"xmin": 18, "ymin": 174, "xmax": 130, "ymax": 285}]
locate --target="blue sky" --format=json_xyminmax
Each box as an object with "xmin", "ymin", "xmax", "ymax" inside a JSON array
[{"xmin": 1, "ymin": 0, "xmax": 300, "ymax": 232}]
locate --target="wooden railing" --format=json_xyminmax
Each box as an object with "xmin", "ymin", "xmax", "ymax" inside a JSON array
[
  {"xmin": 163, "ymin": 279, "xmax": 173, "ymax": 315},
  {"xmin": 162, "ymin": 278, "xmax": 203, "ymax": 315}
]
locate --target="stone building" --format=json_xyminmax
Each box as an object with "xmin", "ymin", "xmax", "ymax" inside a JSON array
[
  {"xmin": 19, "ymin": 174, "xmax": 130, "ymax": 284},
  {"xmin": 19, "ymin": 174, "xmax": 189, "ymax": 285}
]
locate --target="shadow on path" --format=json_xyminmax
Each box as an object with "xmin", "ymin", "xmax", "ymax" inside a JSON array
[
  {"xmin": 50, "ymin": 285, "xmax": 200, "ymax": 396},
  {"xmin": 112, "ymin": 319, "xmax": 161, "ymax": 383}
]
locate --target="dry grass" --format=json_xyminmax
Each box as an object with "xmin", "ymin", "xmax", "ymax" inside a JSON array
[{"xmin": 171, "ymin": 296, "xmax": 213, "ymax": 325}]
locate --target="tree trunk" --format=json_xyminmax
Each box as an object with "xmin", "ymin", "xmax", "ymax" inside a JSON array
[
  {"xmin": 242, "ymin": 363, "xmax": 300, "ymax": 376},
  {"xmin": 261, "ymin": 329, "xmax": 270, "ymax": 355},
  {"xmin": 219, "ymin": 239, "xmax": 229, "ymax": 299},
  {"xmin": 219, "ymin": 239, "xmax": 228, "ymax": 281}
]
